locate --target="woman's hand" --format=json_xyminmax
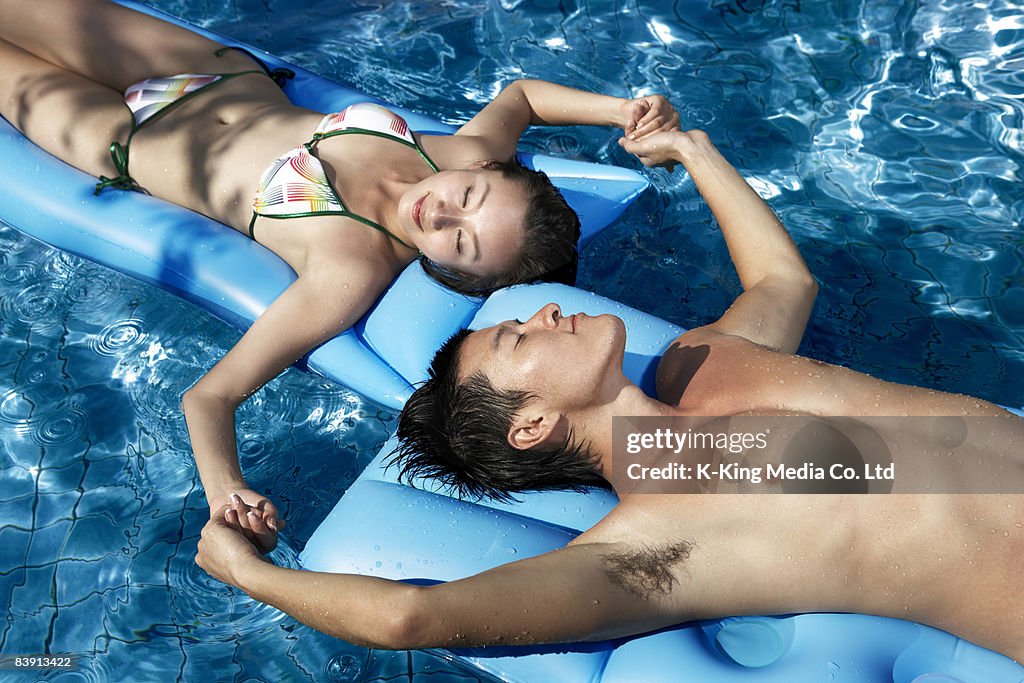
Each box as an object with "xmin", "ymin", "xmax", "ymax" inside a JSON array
[
  {"xmin": 196, "ymin": 508, "xmax": 267, "ymax": 588},
  {"xmin": 207, "ymin": 488, "xmax": 284, "ymax": 554},
  {"xmin": 620, "ymin": 95, "xmax": 680, "ymax": 141}
]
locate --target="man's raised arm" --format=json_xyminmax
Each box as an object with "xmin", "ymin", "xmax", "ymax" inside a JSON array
[{"xmin": 621, "ymin": 131, "xmax": 818, "ymax": 353}]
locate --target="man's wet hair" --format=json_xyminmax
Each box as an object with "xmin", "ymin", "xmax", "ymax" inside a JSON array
[
  {"xmin": 391, "ymin": 329, "xmax": 610, "ymax": 501},
  {"xmin": 420, "ymin": 158, "xmax": 580, "ymax": 297}
]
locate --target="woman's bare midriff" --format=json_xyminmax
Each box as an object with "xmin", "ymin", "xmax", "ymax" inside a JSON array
[{"xmin": 126, "ymin": 75, "xmax": 318, "ymax": 227}]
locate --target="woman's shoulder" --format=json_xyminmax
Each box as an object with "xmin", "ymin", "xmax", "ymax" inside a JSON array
[{"xmin": 416, "ymin": 132, "xmax": 502, "ymax": 170}]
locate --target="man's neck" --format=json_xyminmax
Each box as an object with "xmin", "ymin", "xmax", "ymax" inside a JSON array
[{"xmin": 569, "ymin": 381, "xmax": 677, "ymax": 483}]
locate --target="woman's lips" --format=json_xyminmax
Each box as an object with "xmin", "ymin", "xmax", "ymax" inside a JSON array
[{"xmin": 413, "ymin": 194, "xmax": 426, "ymax": 229}]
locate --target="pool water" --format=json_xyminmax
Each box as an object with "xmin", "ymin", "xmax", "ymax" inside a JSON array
[{"xmin": 1, "ymin": 0, "xmax": 1022, "ymax": 680}]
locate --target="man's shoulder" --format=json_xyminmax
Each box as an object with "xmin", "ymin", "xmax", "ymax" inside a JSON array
[{"xmin": 654, "ymin": 327, "xmax": 724, "ymax": 406}]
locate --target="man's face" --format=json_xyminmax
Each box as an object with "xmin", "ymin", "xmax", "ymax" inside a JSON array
[{"xmin": 457, "ymin": 303, "xmax": 627, "ymax": 413}]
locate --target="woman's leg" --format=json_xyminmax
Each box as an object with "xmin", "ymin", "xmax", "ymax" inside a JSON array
[
  {"xmin": 0, "ymin": 37, "xmax": 129, "ymax": 178},
  {"xmin": 0, "ymin": 0, "xmax": 259, "ymax": 91}
]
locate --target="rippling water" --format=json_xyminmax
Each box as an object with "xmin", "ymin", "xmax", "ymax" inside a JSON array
[{"xmin": 2, "ymin": 0, "xmax": 1022, "ymax": 680}]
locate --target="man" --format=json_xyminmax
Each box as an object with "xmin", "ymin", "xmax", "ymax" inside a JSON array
[{"xmin": 196, "ymin": 130, "xmax": 1024, "ymax": 662}]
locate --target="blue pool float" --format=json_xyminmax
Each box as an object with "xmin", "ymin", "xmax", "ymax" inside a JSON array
[
  {"xmin": 302, "ymin": 278, "xmax": 1024, "ymax": 682},
  {"xmin": 0, "ymin": 0, "xmax": 648, "ymax": 411}
]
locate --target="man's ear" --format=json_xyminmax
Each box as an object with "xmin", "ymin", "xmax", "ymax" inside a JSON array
[{"xmin": 507, "ymin": 408, "xmax": 567, "ymax": 451}]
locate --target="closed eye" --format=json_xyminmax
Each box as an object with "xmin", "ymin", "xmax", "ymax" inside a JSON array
[
  {"xmin": 455, "ymin": 230, "xmax": 462, "ymax": 254},
  {"xmin": 462, "ymin": 185, "xmax": 471, "ymax": 208}
]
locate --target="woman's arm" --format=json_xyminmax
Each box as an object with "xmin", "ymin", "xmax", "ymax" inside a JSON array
[
  {"xmin": 183, "ymin": 260, "xmax": 390, "ymax": 550},
  {"xmin": 196, "ymin": 510, "xmax": 683, "ymax": 650},
  {"xmin": 456, "ymin": 79, "xmax": 679, "ymax": 162},
  {"xmin": 622, "ymin": 131, "xmax": 818, "ymax": 353}
]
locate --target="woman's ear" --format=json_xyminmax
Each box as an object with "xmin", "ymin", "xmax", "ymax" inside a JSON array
[{"xmin": 507, "ymin": 409, "xmax": 568, "ymax": 451}]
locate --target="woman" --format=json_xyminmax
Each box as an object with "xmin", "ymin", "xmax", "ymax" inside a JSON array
[{"xmin": 0, "ymin": 0, "xmax": 679, "ymax": 550}]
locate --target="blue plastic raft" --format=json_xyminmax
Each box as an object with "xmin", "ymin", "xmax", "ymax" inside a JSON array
[{"xmin": 0, "ymin": 0, "xmax": 648, "ymax": 411}]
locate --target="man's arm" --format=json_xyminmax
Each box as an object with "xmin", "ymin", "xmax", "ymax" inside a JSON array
[
  {"xmin": 196, "ymin": 513, "xmax": 684, "ymax": 649},
  {"xmin": 621, "ymin": 131, "xmax": 818, "ymax": 353}
]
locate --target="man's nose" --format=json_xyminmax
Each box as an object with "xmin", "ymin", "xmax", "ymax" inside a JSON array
[{"xmin": 526, "ymin": 303, "xmax": 562, "ymax": 329}]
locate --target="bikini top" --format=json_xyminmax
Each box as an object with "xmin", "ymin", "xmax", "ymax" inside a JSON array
[{"xmin": 249, "ymin": 102, "xmax": 438, "ymax": 248}]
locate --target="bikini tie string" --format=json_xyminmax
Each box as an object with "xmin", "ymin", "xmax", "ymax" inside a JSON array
[
  {"xmin": 270, "ymin": 67, "xmax": 296, "ymax": 89},
  {"xmin": 94, "ymin": 141, "xmax": 135, "ymax": 195}
]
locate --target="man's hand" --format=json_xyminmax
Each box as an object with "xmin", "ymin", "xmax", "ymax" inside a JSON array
[
  {"xmin": 196, "ymin": 508, "xmax": 267, "ymax": 588},
  {"xmin": 207, "ymin": 488, "xmax": 284, "ymax": 554},
  {"xmin": 618, "ymin": 128, "xmax": 717, "ymax": 173},
  {"xmin": 620, "ymin": 95, "xmax": 680, "ymax": 141}
]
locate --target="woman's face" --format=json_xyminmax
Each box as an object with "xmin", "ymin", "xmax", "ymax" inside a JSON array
[{"xmin": 398, "ymin": 169, "xmax": 527, "ymax": 277}]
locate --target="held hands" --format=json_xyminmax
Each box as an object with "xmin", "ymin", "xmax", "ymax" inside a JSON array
[
  {"xmin": 620, "ymin": 94, "xmax": 680, "ymax": 142},
  {"xmin": 206, "ymin": 488, "xmax": 285, "ymax": 554},
  {"xmin": 196, "ymin": 507, "xmax": 266, "ymax": 588}
]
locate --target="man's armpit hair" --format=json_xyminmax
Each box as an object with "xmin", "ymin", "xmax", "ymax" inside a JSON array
[{"xmin": 601, "ymin": 541, "xmax": 694, "ymax": 600}]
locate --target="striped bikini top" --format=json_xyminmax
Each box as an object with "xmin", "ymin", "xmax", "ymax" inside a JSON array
[{"xmin": 249, "ymin": 102, "xmax": 438, "ymax": 247}]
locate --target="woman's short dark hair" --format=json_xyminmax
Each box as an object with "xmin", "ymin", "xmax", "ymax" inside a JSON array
[
  {"xmin": 420, "ymin": 158, "xmax": 581, "ymax": 297},
  {"xmin": 392, "ymin": 329, "xmax": 610, "ymax": 501}
]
